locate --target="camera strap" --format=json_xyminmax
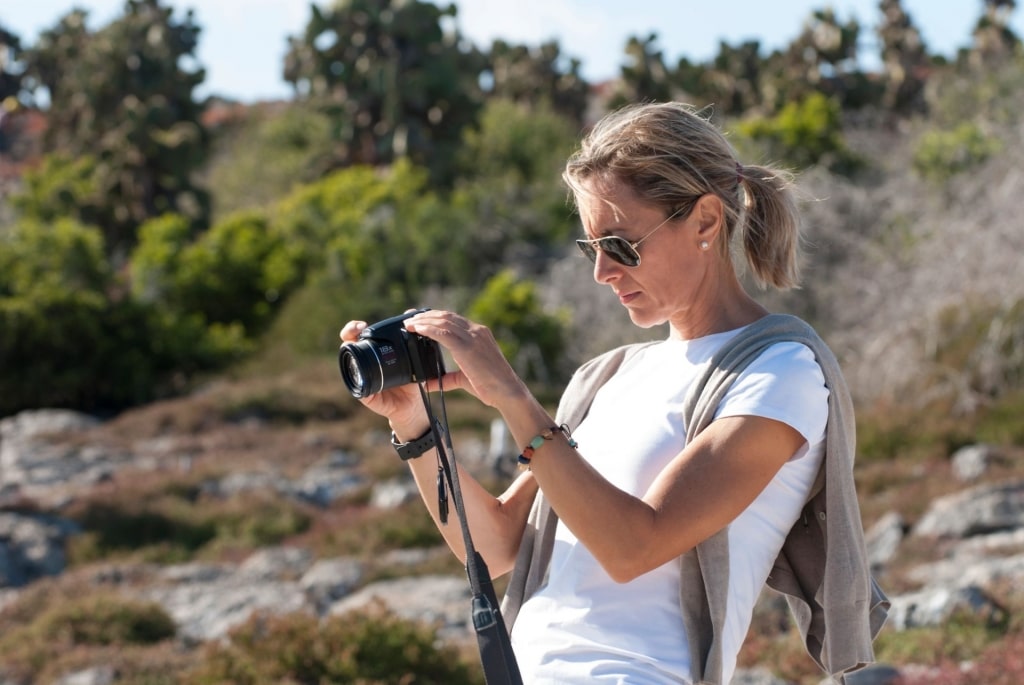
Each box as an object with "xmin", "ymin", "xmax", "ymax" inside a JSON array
[{"xmin": 412, "ymin": 356, "xmax": 523, "ymax": 685}]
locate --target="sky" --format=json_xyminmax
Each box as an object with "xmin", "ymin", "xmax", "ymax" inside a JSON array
[{"xmin": 4, "ymin": 1, "xmax": 1021, "ymax": 103}]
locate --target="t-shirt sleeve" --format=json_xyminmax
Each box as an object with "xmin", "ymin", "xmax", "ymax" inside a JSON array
[{"xmin": 714, "ymin": 341, "xmax": 829, "ymax": 444}]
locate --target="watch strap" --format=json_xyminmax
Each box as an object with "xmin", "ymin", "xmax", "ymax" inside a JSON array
[{"xmin": 391, "ymin": 422, "xmax": 439, "ymax": 460}]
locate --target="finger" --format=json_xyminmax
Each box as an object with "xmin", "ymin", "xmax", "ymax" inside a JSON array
[{"xmin": 339, "ymin": 320, "xmax": 367, "ymax": 342}]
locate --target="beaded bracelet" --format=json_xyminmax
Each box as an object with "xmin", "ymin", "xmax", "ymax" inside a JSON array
[{"xmin": 517, "ymin": 424, "xmax": 578, "ymax": 470}]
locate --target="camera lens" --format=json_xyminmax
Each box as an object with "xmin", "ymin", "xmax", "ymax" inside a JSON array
[{"xmin": 339, "ymin": 342, "xmax": 384, "ymax": 398}]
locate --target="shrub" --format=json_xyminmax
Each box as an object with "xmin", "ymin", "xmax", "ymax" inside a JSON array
[
  {"xmin": 468, "ymin": 269, "xmax": 569, "ymax": 385},
  {"xmin": 189, "ymin": 606, "xmax": 482, "ymax": 684},
  {"xmin": 912, "ymin": 122, "xmax": 1002, "ymax": 183},
  {"xmin": 736, "ymin": 92, "xmax": 861, "ymax": 173},
  {"xmin": 0, "ymin": 590, "xmax": 176, "ymax": 681},
  {"xmin": 65, "ymin": 482, "xmax": 311, "ymax": 565}
]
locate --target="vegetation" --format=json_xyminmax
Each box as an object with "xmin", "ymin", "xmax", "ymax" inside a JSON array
[{"xmin": 1, "ymin": 0, "xmax": 1023, "ymax": 682}]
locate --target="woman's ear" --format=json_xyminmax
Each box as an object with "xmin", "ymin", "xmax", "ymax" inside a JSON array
[{"xmin": 693, "ymin": 194, "xmax": 725, "ymax": 246}]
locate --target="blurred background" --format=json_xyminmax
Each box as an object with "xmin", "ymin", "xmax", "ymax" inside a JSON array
[{"xmin": 1, "ymin": 1, "xmax": 1023, "ymax": 683}]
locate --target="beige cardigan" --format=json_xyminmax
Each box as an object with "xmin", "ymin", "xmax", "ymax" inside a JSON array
[{"xmin": 500, "ymin": 314, "xmax": 889, "ymax": 684}]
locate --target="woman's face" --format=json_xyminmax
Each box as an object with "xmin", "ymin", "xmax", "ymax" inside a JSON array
[{"xmin": 577, "ymin": 177, "xmax": 716, "ymax": 333}]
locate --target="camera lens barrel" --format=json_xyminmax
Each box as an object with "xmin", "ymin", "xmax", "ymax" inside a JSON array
[{"xmin": 338, "ymin": 309, "xmax": 443, "ymax": 399}]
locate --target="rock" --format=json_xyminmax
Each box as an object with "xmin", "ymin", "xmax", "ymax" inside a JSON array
[
  {"xmin": 290, "ymin": 456, "xmax": 367, "ymax": 507},
  {"xmin": 830, "ymin": 664, "xmax": 902, "ymax": 685},
  {"xmin": 951, "ymin": 444, "xmax": 1000, "ymax": 482},
  {"xmin": 864, "ymin": 511, "xmax": 905, "ymax": 570},
  {"xmin": 238, "ymin": 546, "xmax": 313, "ymax": 580},
  {"xmin": 54, "ymin": 666, "xmax": 116, "ymax": 685},
  {"xmin": 328, "ymin": 574, "xmax": 472, "ymax": 642},
  {"xmin": 0, "ymin": 410, "xmax": 136, "ymax": 504},
  {"xmin": 886, "ymin": 584, "xmax": 1005, "ymax": 630},
  {"xmin": 913, "ymin": 479, "xmax": 1024, "ymax": 538},
  {"xmin": 0, "ymin": 512, "xmax": 78, "ymax": 587},
  {"xmin": 732, "ymin": 667, "xmax": 793, "ymax": 684},
  {"xmin": 300, "ymin": 557, "xmax": 364, "ymax": 612},
  {"xmin": 143, "ymin": 574, "xmax": 309, "ymax": 644},
  {"xmin": 370, "ymin": 477, "xmax": 419, "ymax": 509}
]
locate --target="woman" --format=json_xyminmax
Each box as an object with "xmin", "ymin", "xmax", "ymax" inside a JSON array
[{"xmin": 341, "ymin": 102, "xmax": 887, "ymax": 684}]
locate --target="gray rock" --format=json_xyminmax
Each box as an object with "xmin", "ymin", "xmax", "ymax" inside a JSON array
[
  {"xmin": 0, "ymin": 512, "xmax": 77, "ymax": 587},
  {"xmin": 238, "ymin": 546, "xmax": 313, "ymax": 580},
  {"xmin": 864, "ymin": 511, "xmax": 905, "ymax": 570},
  {"xmin": 301, "ymin": 557, "xmax": 364, "ymax": 612},
  {"xmin": 54, "ymin": 666, "xmax": 116, "ymax": 685},
  {"xmin": 370, "ymin": 477, "xmax": 419, "ymax": 509},
  {"xmin": 328, "ymin": 574, "xmax": 472, "ymax": 641},
  {"xmin": 143, "ymin": 576, "xmax": 309, "ymax": 644},
  {"xmin": 913, "ymin": 479, "xmax": 1024, "ymax": 538},
  {"xmin": 886, "ymin": 584, "xmax": 1005, "ymax": 630},
  {"xmin": 732, "ymin": 667, "xmax": 793, "ymax": 684},
  {"xmin": 951, "ymin": 444, "xmax": 999, "ymax": 482}
]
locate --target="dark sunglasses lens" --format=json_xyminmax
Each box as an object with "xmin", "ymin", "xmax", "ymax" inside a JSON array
[
  {"xmin": 576, "ymin": 239, "xmax": 598, "ymax": 263},
  {"xmin": 575, "ymin": 237, "xmax": 640, "ymax": 267},
  {"xmin": 602, "ymin": 237, "xmax": 640, "ymax": 267}
]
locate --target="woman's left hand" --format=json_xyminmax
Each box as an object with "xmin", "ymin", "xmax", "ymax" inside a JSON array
[{"xmin": 404, "ymin": 310, "xmax": 527, "ymax": 409}]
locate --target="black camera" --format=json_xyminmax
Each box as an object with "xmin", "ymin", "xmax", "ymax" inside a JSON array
[{"xmin": 339, "ymin": 309, "xmax": 445, "ymax": 399}]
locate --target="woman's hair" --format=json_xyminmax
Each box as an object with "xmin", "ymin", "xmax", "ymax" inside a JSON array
[{"xmin": 563, "ymin": 102, "xmax": 801, "ymax": 290}]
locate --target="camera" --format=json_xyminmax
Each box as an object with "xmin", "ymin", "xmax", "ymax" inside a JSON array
[{"xmin": 339, "ymin": 308, "xmax": 445, "ymax": 399}]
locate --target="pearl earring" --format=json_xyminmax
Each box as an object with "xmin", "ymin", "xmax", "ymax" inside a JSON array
[{"xmin": 699, "ymin": 240, "xmax": 709, "ymax": 250}]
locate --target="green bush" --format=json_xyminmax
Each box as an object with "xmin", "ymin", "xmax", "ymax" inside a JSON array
[
  {"xmin": 468, "ymin": 269, "xmax": 569, "ymax": 385},
  {"xmin": 736, "ymin": 92, "xmax": 861, "ymax": 173},
  {"xmin": 190, "ymin": 607, "xmax": 482, "ymax": 684},
  {"xmin": 131, "ymin": 211, "xmax": 303, "ymax": 335},
  {"xmin": 912, "ymin": 122, "xmax": 1002, "ymax": 183},
  {"xmin": 0, "ymin": 219, "xmax": 250, "ymax": 415}
]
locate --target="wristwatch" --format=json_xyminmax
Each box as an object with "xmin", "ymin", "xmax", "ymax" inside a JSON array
[{"xmin": 390, "ymin": 422, "xmax": 439, "ymax": 460}]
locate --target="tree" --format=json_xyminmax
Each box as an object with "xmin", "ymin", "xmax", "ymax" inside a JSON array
[
  {"xmin": 21, "ymin": 0, "xmax": 211, "ymax": 258},
  {"xmin": 702, "ymin": 40, "xmax": 766, "ymax": 116},
  {"xmin": 877, "ymin": 0, "xmax": 930, "ymax": 115},
  {"xmin": 484, "ymin": 39, "xmax": 589, "ymax": 127},
  {"xmin": 611, "ymin": 33, "xmax": 676, "ymax": 108},
  {"xmin": 283, "ymin": 0, "xmax": 485, "ymax": 185},
  {"xmin": 0, "ymin": 23, "xmax": 23, "ymax": 102},
  {"xmin": 762, "ymin": 9, "xmax": 874, "ymax": 112},
  {"xmin": 970, "ymin": 0, "xmax": 1021, "ymax": 68}
]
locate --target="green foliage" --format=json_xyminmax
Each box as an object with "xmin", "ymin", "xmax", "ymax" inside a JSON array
[
  {"xmin": 21, "ymin": 0, "xmax": 211, "ymax": 254},
  {"xmin": 468, "ymin": 269, "xmax": 568, "ymax": 384},
  {"xmin": 610, "ymin": 33, "xmax": 676, "ymax": 109},
  {"xmin": 912, "ymin": 122, "xmax": 1002, "ymax": 182},
  {"xmin": 283, "ymin": 0, "xmax": 484, "ymax": 185},
  {"xmin": 272, "ymin": 160, "xmax": 475, "ymax": 324},
  {"xmin": 190, "ymin": 607, "xmax": 481, "ymax": 684},
  {"xmin": 9, "ymin": 154, "xmax": 106, "ymax": 229},
  {"xmin": 0, "ymin": 219, "xmax": 250, "ymax": 416},
  {"xmin": 451, "ymin": 97, "xmax": 579, "ymax": 260},
  {"xmin": 484, "ymin": 40, "xmax": 589, "ymax": 126},
  {"xmin": 204, "ymin": 103, "xmax": 336, "ymax": 219},
  {"xmin": 736, "ymin": 92, "xmax": 861, "ymax": 173},
  {"xmin": 132, "ymin": 211, "xmax": 303, "ymax": 334}
]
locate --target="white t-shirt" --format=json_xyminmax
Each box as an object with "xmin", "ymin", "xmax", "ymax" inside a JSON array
[{"xmin": 511, "ymin": 328, "xmax": 829, "ymax": 684}]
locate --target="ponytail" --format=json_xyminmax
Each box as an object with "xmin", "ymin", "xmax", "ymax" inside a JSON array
[{"xmin": 735, "ymin": 163, "xmax": 802, "ymax": 290}]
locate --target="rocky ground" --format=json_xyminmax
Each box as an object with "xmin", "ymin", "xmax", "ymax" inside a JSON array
[{"xmin": 2, "ymin": 379, "xmax": 1023, "ymax": 684}]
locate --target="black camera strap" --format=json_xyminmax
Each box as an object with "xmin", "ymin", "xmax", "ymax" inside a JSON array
[{"xmin": 411, "ymin": 354, "xmax": 523, "ymax": 685}]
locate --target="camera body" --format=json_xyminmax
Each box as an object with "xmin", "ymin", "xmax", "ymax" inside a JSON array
[{"xmin": 339, "ymin": 309, "xmax": 445, "ymax": 398}]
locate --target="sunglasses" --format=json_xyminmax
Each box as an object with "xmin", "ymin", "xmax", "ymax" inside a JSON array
[{"xmin": 575, "ymin": 208, "xmax": 685, "ymax": 267}]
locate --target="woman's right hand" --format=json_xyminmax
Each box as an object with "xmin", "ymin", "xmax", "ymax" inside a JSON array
[{"xmin": 339, "ymin": 320, "xmax": 430, "ymax": 438}]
